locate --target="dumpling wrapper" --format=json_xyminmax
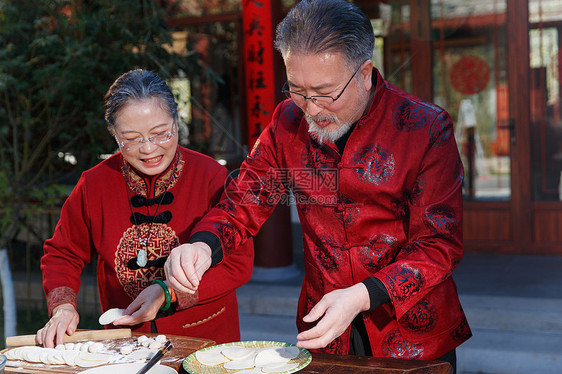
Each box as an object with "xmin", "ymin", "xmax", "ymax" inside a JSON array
[
  {"xmin": 254, "ymin": 346, "xmax": 299, "ymax": 367},
  {"xmin": 73, "ymin": 352, "xmax": 112, "ymax": 367},
  {"xmin": 221, "ymin": 346, "xmax": 256, "ymax": 360},
  {"xmin": 222, "ymin": 354, "xmax": 256, "ymax": 370},
  {"xmin": 62, "ymin": 350, "xmax": 79, "ymax": 366},
  {"xmin": 40, "ymin": 348, "xmax": 65, "ymax": 365},
  {"xmin": 195, "ymin": 346, "xmax": 230, "ymax": 366},
  {"xmin": 21, "ymin": 347, "xmax": 43, "ymax": 363},
  {"xmin": 261, "ymin": 362, "xmax": 300, "ymax": 373},
  {"xmin": 98, "ymin": 308, "xmax": 125, "ymax": 325},
  {"xmin": 4, "ymin": 347, "xmax": 25, "ymax": 361},
  {"xmin": 125, "ymin": 348, "xmax": 157, "ymax": 361}
]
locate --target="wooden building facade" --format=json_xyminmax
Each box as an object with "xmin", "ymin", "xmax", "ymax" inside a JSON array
[{"xmin": 162, "ymin": 0, "xmax": 562, "ymax": 256}]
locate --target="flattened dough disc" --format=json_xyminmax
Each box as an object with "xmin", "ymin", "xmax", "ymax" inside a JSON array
[{"xmin": 98, "ymin": 308, "xmax": 125, "ymax": 325}]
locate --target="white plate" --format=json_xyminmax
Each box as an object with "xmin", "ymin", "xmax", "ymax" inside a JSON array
[{"xmin": 80, "ymin": 362, "xmax": 176, "ymax": 374}]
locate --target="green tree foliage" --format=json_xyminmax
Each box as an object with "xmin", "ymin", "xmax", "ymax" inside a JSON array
[{"xmin": 0, "ymin": 0, "xmax": 201, "ymax": 249}]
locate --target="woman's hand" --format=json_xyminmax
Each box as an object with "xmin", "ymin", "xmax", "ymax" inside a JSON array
[
  {"xmin": 36, "ymin": 303, "xmax": 79, "ymax": 348},
  {"xmin": 113, "ymin": 284, "xmax": 165, "ymax": 326}
]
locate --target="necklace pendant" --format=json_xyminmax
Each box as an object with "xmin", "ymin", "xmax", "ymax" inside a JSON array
[{"xmin": 137, "ymin": 249, "xmax": 148, "ymax": 267}]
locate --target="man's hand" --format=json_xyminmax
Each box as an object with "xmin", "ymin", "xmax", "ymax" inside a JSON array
[
  {"xmin": 113, "ymin": 284, "xmax": 165, "ymax": 326},
  {"xmin": 164, "ymin": 242, "xmax": 212, "ymax": 293},
  {"xmin": 296, "ymin": 283, "xmax": 370, "ymax": 350},
  {"xmin": 36, "ymin": 303, "xmax": 79, "ymax": 348}
]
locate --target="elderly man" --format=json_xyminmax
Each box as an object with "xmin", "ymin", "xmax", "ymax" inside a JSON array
[{"xmin": 165, "ymin": 0, "xmax": 471, "ymax": 371}]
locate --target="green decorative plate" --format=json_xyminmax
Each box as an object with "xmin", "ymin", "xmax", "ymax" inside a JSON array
[{"xmin": 183, "ymin": 340, "xmax": 312, "ymax": 374}]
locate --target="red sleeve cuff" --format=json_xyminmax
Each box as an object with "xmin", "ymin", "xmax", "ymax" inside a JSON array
[
  {"xmin": 175, "ymin": 290, "xmax": 199, "ymax": 311},
  {"xmin": 47, "ymin": 286, "xmax": 77, "ymax": 317}
]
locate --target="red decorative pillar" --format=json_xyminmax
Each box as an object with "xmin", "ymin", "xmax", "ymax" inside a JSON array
[{"xmin": 242, "ymin": 0, "xmax": 298, "ymax": 280}]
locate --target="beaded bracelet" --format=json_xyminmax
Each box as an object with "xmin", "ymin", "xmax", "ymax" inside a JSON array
[{"xmin": 152, "ymin": 279, "xmax": 171, "ymax": 311}]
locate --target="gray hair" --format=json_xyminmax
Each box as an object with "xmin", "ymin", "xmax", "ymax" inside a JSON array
[
  {"xmin": 104, "ymin": 69, "xmax": 178, "ymax": 131},
  {"xmin": 274, "ymin": 0, "xmax": 374, "ymax": 70}
]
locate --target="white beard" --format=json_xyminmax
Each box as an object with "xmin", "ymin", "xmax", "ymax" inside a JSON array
[{"xmin": 306, "ymin": 114, "xmax": 353, "ymax": 144}]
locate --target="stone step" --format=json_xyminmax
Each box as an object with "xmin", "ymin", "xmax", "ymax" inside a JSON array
[
  {"xmin": 457, "ymin": 328, "xmax": 562, "ymax": 374},
  {"xmin": 239, "ymin": 314, "xmax": 298, "ymax": 344},
  {"xmin": 460, "ymin": 294, "xmax": 562, "ymax": 332},
  {"xmin": 237, "ymin": 283, "xmax": 299, "ymax": 317}
]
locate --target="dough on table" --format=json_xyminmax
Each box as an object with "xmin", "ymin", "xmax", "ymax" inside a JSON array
[
  {"xmin": 125, "ymin": 348, "xmax": 157, "ymax": 361},
  {"xmin": 21, "ymin": 347, "xmax": 42, "ymax": 363},
  {"xmin": 73, "ymin": 351, "xmax": 112, "ymax": 367},
  {"xmin": 120, "ymin": 345, "xmax": 133, "ymax": 355},
  {"xmin": 62, "ymin": 350, "xmax": 79, "ymax": 366},
  {"xmin": 148, "ymin": 340, "xmax": 162, "ymax": 349},
  {"xmin": 155, "ymin": 334, "xmax": 167, "ymax": 343},
  {"xmin": 141, "ymin": 338, "xmax": 154, "ymax": 347},
  {"xmin": 88, "ymin": 342, "xmax": 104, "ymax": 353}
]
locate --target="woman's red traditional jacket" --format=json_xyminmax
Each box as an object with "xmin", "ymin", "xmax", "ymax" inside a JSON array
[
  {"xmin": 193, "ymin": 68, "xmax": 471, "ymax": 358},
  {"xmin": 41, "ymin": 146, "xmax": 254, "ymax": 344}
]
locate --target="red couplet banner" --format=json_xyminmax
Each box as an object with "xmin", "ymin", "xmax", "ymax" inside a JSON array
[{"xmin": 242, "ymin": 0, "xmax": 277, "ymax": 150}]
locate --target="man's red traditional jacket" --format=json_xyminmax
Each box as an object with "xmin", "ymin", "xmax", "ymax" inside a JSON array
[
  {"xmin": 193, "ymin": 68, "xmax": 472, "ymax": 358},
  {"xmin": 41, "ymin": 146, "xmax": 254, "ymax": 344}
]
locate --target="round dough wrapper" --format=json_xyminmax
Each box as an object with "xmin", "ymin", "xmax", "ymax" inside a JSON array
[
  {"xmin": 62, "ymin": 350, "xmax": 79, "ymax": 366},
  {"xmin": 195, "ymin": 346, "xmax": 229, "ymax": 366},
  {"xmin": 221, "ymin": 346, "xmax": 256, "ymax": 361},
  {"xmin": 223, "ymin": 356, "xmax": 256, "ymax": 370},
  {"xmin": 254, "ymin": 347, "xmax": 293, "ymax": 367},
  {"xmin": 74, "ymin": 352, "xmax": 112, "ymax": 367},
  {"xmin": 22, "ymin": 347, "xmax": 43, "ymax": 363},
  {"xmin": 126, "ymin": 348, "xmax": 157, "ymax": 361},
  {"xmin": 98, "ymin": 308, "xmax": 125, "ymax": 325}
]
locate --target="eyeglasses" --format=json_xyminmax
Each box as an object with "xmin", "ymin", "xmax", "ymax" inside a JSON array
[
  {"xmin": 115, "ymin": 123, "xmax": 176, "ymax": 151},
  {"xmin": 282, "ymin": 64, "xmax": 362, "ymax": 108}
]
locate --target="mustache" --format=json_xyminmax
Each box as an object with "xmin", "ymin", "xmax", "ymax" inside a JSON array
[{"xmin": 305, "ymin": 113, "xmax": 339, "ymax": 123}]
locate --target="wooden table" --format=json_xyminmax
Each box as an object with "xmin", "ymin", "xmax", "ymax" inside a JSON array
[
  {"xmin": 291, "ymin": 352, "xmax": 452, "ymax": 374},
  {"xmin": 178, "ymin": 351, "xmax": 452, "ymax": 373},
  {"xmin": 3, "ymin": 333, "xmax": 451, "ymax": 374}
]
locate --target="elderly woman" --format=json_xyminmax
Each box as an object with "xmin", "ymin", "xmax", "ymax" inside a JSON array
[{"xmin": 37, "ymin": 69, "xmax": 254, "ymax": 348}]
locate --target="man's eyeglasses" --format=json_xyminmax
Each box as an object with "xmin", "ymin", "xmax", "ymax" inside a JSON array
[
  {"xmin": 282, "ymin": 64, "xmax": 362, "ymax": 108},
  {"xmin": 115, "ymin": 123, "xmax": 176, "ymax": 151}
]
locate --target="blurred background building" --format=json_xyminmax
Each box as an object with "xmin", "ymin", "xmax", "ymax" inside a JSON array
[{"xmin": 158, "ymin": 0, "xmax": 562, "ymax": 259}]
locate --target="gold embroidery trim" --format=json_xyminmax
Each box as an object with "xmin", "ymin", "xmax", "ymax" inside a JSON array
[{"xmin": 182, "ymin": 306, "xmax": 226, "ymax": 329}]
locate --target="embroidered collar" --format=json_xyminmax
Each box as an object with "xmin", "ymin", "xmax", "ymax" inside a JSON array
[{"xmin": 121, "ymin": 148, "xmax": 184, "ymax": 198}]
